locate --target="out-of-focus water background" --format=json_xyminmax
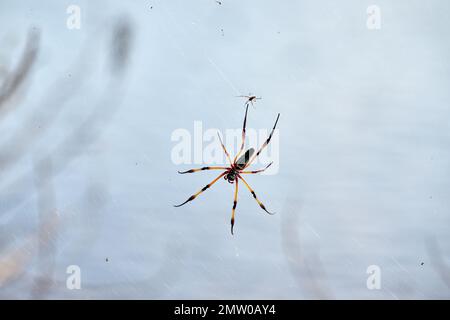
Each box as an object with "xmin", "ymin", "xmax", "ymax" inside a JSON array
[{"xmin": 0, "ymin": 0, "xmax": 449, "ymax": 299}]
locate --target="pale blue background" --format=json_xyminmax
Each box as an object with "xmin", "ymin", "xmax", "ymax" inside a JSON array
[{"xmin": 0, "ymin": 0, "xmax": 449, "ymax": 299}]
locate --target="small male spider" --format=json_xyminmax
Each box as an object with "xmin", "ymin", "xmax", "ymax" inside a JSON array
[
  {"xmin": 237, "ymin": 94, "xmax": 262, "ymax": 108},
  {"xmin": 174, "ymin": 104, "xmax": 280, "ymax": 234}
]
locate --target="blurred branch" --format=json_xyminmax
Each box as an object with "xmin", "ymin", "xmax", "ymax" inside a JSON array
[
  {"xmin": 0, "ymin": 209, "xmax": 58, "ymax": 291},
  {"xmin": 110, "ymin": 16, "xmax": 133, "ymax": 75},
  {"xmin": 0, "ymin": 238, "xmax": 34, "ymax": 288},
  {"xmin": 426, "ymin": 237, "xmax": 450, "ymax": 289},
  {"xmin": 30, "ymin": 157, "xmax": 58, "ymax": 299},
  {"xmin": 281, "ymin": 197, "xmax": 333, "ymax": 299},
  {"xmin": 0, "ymin": 28, "xmax": 39, "ymax": 113},
  {"xmin": 0, "ymin": 29, "xmax": 97, "ymax": 180},
  {"xmin": 0, "ymin": 16, "xmax": 135, "ymax": 298},
  {"xmin": 0, "ymin": 16, "xmax": 134, "ymax": 217}
]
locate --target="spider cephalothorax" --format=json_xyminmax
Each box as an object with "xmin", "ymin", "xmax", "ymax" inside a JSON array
[{"xmin": 174, "ymin": 105, "xmax": 280, "ymax": 235}]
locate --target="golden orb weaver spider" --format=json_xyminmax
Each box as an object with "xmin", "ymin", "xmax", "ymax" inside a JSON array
[{"xmin": 174, "ymin": 104, "xmax": 280, "ymax": 235}]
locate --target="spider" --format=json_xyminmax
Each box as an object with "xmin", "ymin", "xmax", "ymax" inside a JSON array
[
  {"xmin": 174, "ymin": 104, "xmax": 280, "ymax": 234},
  {"xmin": 237, "ymin": 94, "xmax": 262, "ymax": 108}
]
